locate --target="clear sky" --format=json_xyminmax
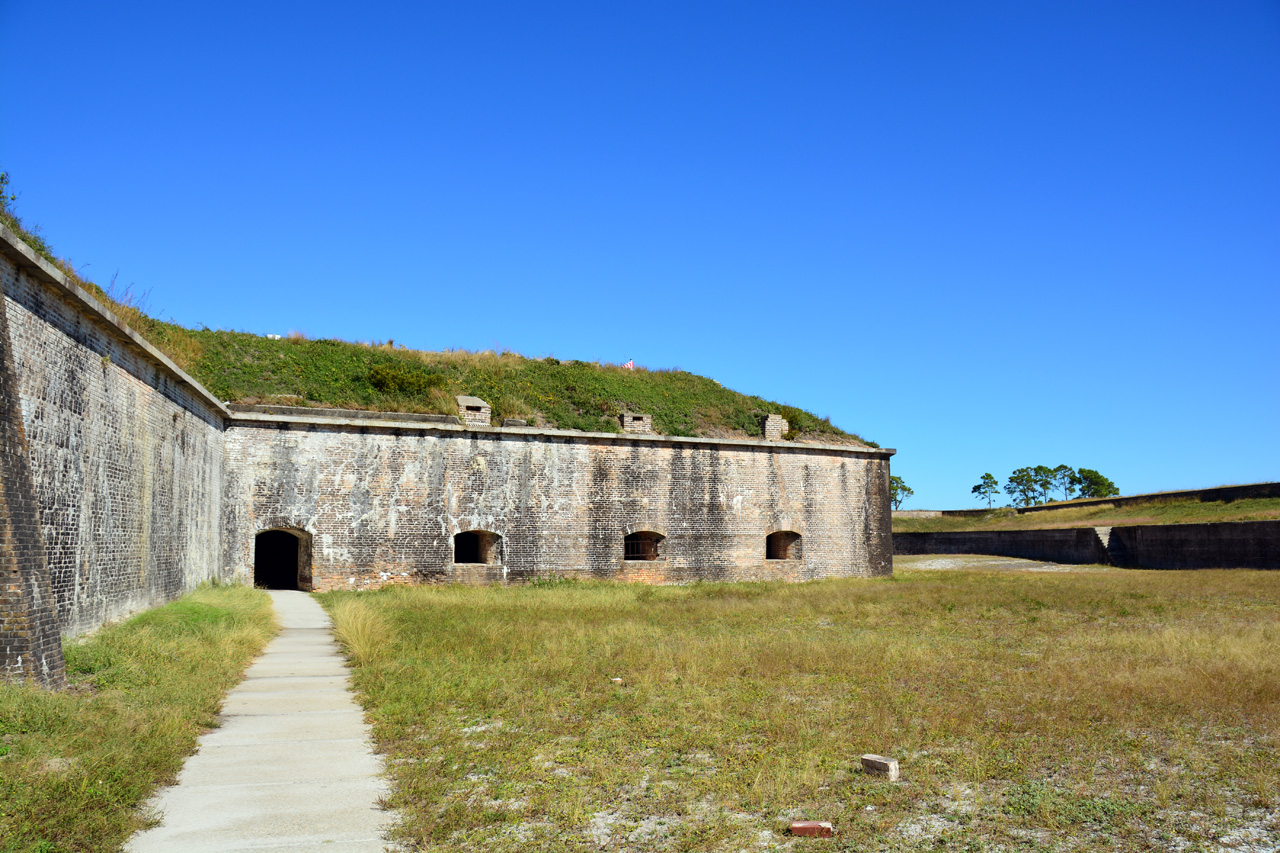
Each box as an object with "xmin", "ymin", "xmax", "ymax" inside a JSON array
[{"xmin": 2, "ymin": 1, "xmax": 1277, "ymax": 508}]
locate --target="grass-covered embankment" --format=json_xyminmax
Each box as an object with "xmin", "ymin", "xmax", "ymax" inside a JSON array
[
  {"xmin": 0, "ymin": 585, "xmax": 276, "ymax": 853},
  {"xmin": 322, "ymin": 571, "xmax": 1280, "ymax": 852},
  {"xmin": 892, "ymin": 496, "xmax": 1280, "ymax": 533},
  {"xmin": 182, "ymin": 330, "xmax": 864, "ymax": 441}
]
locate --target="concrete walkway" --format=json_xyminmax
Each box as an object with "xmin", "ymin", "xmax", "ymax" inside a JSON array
[{"xmin": 127, "ymin": 590, "xmax": 393, "ymax": 853}]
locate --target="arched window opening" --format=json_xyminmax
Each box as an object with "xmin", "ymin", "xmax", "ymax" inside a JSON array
[
  {"xmin": 766, "ymin": 531, "xmax": 802, "ymax": 561},
  {"xmin": 624, "ymin": 531, "xmax": 665, "ymax": 561},
  {"xmin": 454, "ymin": 531, "xmax": 502, "ymax": 565},
  {"xmin": 254, "ymin": 529, "xmax": 312, "ymax": 590}
]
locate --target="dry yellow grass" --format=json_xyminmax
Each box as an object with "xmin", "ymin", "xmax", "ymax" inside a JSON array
[{"xmin": 321, "ymin": 569, "xmax": 1280, "ymax": 851}]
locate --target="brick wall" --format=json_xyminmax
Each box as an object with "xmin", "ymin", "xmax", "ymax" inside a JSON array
[
  {"xmin": 1108, "ymin": 521, "xmax": 1280, "ymax": 569},
  {"xmin": 763, "ymin": 415, "xmax": 788, "ymax": 441},
  {"xmin": 0, "ymin": 231, "xmax": 229, "ymax": 645},
  {"xmin": 893, "ymin": 528, "xmax": 1110, "ymax": 564},
  {"xmin": 894, "ymin": 521, "xmax": 1280, "ymax": 569},
  {"xmin": 0, "ymin": 266, "xmax": 65, "ymax": 685},
  {"xmin": 223, "ymin": 417, "xmax": 894, "ymax": 589}
]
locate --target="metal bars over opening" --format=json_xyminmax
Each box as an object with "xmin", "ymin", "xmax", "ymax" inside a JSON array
[{"xmin": 623, "ymin": 531, "xmax": 664, "ymax": 561}]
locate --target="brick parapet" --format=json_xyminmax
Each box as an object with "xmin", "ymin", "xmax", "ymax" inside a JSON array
[{"xmin": 620, "ymin": 413, "xmax": 653, "ymax": 434}]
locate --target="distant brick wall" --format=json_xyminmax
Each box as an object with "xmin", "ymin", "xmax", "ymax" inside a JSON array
[
  {"xmin": 1108, "ymin": 521, "xmax": 1280, "ymax": 570},
  {"xmin": 893, "ymin": 528, "xmax": 1110, "ymax": 564},
  {"xmin": 223, "ymin": 419, "xmax": 894, "ymax": 589},
  {"xmin": 895, "ymin": 521, "xmax": 1280, "ymax": 570}
]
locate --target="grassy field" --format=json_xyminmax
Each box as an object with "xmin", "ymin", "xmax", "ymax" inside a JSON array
[
  {"xmin": 321, "ymin": 568, "xmax": 1280, "ymax": 852},
  {"xmin": 0, "ymin": 585, "xmax": 276, "ymax": 853},
  {"xmin": 892, "ymin": 496, "xmax": 1280, "ymax": 533}
]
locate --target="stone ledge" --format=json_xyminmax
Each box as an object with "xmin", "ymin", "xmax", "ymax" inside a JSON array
[{"xmin": 225, "ymin": 407, "xmax": 895, "ymax": 458}]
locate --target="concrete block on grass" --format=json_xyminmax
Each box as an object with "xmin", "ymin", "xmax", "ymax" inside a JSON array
[{"xmin": 861, "ymin": 753, "xmax": 899, "ymax": 780}]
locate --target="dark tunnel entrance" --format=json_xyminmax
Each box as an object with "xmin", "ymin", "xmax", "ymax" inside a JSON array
[{"xmin": 254, "ymin": 530, "xmax": 311, "ymax": 590}]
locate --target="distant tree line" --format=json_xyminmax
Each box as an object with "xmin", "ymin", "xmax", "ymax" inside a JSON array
[{"xmin": 971, "ymin": 466, "xmax": 1118, "ymax": 509}]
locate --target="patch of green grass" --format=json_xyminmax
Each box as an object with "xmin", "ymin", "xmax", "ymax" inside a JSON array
[
  {"xmin": 320, "ymin": 570, "xmax": 1280, "ymax": 851},
  {"xmin": 892, "ymin": 496, "xmax": 1280, "ymax": 533},
  {"xmin": 0, "ymin": 585, "xmax": 276, "ymax": 853},
  {"xmin": 1004, "ymin": 781, "xmax": 1148, "ymax": 826}
]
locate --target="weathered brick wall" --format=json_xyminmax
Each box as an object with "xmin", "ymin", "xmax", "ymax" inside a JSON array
[
  {"xmin": 0, "ymin": 242, "xmax": 228, "ymax": 639},
  {"xmin": 0, "ymin": 221, "xmax": 896, "ymax": 668},
  {"xmin": 763, "ymin": 415, "xmax": 788, "ymax": 441},
  {"xmin": 223, "ymin": 416, "xmax": 894, "ymax": 589},
  {"xmin": 0, "ymin": 266, "xmax": 65, "ymax": 684}
]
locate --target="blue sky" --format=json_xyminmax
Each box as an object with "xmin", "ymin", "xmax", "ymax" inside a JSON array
[{"xmin": 2, "ymin": 1, "xmax": 1277, "ymax": 508}]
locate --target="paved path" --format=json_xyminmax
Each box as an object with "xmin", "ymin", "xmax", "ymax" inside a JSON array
[{"xmin": 127, "ymin": 590, "xmax": 393, "ymax": 853}]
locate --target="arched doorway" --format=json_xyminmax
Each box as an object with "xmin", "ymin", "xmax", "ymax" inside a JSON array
[{"xmin": 254, "ymin": 529, "xmax": 312, "ymax": 590}]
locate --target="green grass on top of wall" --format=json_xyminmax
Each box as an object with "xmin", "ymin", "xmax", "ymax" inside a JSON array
[{"xmin": 178, "ymin": 326, "xmax": 870, "ymax": 443}]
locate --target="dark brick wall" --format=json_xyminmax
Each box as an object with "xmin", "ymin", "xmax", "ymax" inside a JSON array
[
  {"xmin": 0, "ymin": 268, "xmax": 65, "ymax": 685},
  {"xmin": 893, "ymin": 528, "xmax": 1110, "ymax": 564},
  {"xmin": 1109, "ymin": 521, "xmax": 1280, "ymax": 570},
  {"xmin": 895, "ymin": 521, "xmax": 1280, "ymax": 569}
]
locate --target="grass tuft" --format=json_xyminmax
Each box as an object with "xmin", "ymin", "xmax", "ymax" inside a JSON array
[{"xmin": 328, "ymin": 595, "xmax": 392, "ymax": 667}]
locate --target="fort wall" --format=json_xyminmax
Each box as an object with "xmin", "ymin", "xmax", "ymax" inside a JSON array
[
  {"xmin": 223, "ymin": 414, "xmax": 893, "ymax": 589},
  {"xmin": 0, "ymin": 225, "xmax": 896, "ymax": 687},
  {"xmin": 893, "ymin": 528, "xmax": 1109, "ymax": 564}
]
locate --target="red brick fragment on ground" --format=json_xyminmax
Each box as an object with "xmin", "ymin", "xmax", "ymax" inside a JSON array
[{"xmin": 788, "ymin": 821, "xmax": 834, "ymax": 838}]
